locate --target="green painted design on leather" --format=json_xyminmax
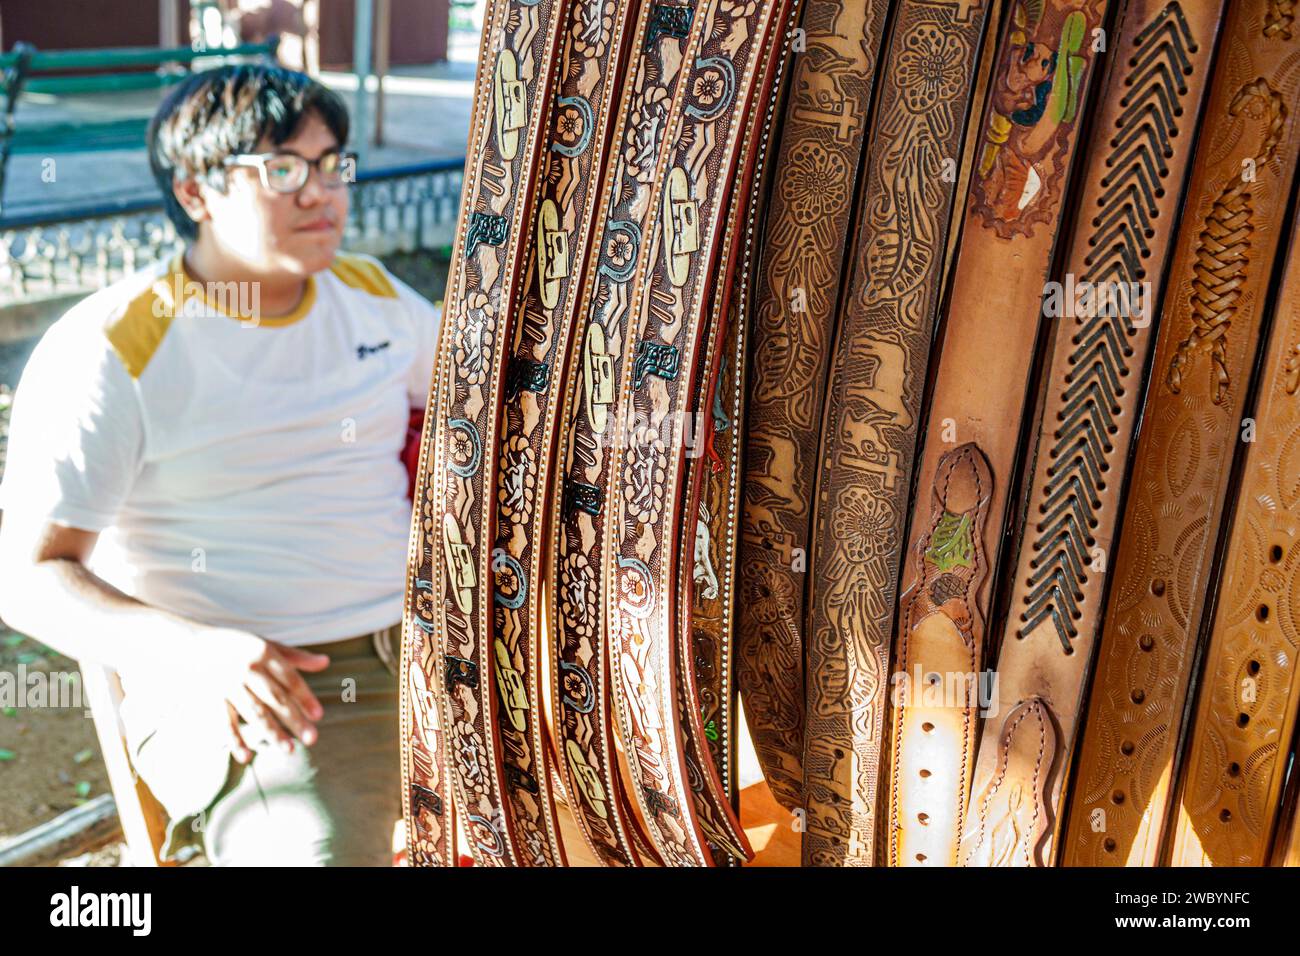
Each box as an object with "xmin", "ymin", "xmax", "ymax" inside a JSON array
[
  {"xmin": 1050, "ymin": 11, "xmax": 1087, "ymax": 124},
  {"xmin": 925, "ymin": 510, "xmax": 974, "ymax": 573}
]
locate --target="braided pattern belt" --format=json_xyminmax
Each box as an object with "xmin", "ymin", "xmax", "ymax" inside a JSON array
[
  {"xmin": 947, "ymin": 0, "xmax": 1225, "ymax": 869},
  {"xmin": 735, "ymin": 0, "xmax": 895, "ymax": 818},
  {"xmin": 795, "ymin": 0, "xmax": 995, "ymax": 868},
  {"xmin": 1169, "ymin": 211, "xmax": 1300, "ymax": 867},
  {"xmin": 1061, "ymin": 0, "xmax": 1300, "ymax": 867}
]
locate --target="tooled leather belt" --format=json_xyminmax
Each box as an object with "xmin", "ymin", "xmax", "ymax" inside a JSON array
[
  {"xmin": 401, "ymin": 0, "xmax": 566, "ymax": 867},
  {"xmin": 1061, "ymin": 0, "xmax": 1300, "ymax": 868},
  {"xmin": 1168, "ymin": 207, "xmax": 1300, "ymax": 867},
  {"xmin": 734, "ymin": 0, "xmax": 895, "ymax": 819},
  {"xmin": 941, "ymin": 0, "xmax": 1226, "ymax": 869},
  {"xmin": 875, "ymin": 0, "xmax": 1113, "ymax": 869},
  {"xmin": 546, "ymin": 0, "xmax": 709, "ymax": 868},
  {"xmin": 797, "ymin": 0, "xmax": 996, "ymax": 869},
  {"xmin": 546, "ymin": 0, "xmax": 802, "ymax": 866},
  {"xmin": 598, "ymin": 0, "xmax": 799, "ymax": 867},
  {"xmin": 671, "ymin": 7, "xmax": 808, "ymax": 864}
]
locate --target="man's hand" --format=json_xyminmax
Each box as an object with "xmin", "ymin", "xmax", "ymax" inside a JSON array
[{"xmin": 180, "ymin": 627, "xmax": 331, "ymax": 764}]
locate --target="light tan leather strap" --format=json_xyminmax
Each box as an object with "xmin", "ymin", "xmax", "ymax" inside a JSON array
[
  {"xmin": 1170, "ymin": 209, "xmax": 1300, "ymax": 866},
  {"xmin": 945, "ymin": 0, "xmax": 1226, "ymax": 869},
  {"xmin": 735, "ymin": 0, "xmax": 895, "ymax": 816},
  {"xmin": 800, "ymin": 0, "xmax": 997, "ymax": 869},
  {"xmin": 1062, "ymin": 0, "xmax": 1300, "ymax": 867},
  {"xmin": 872, "ymin": 0, "xmax": 1113, "ymax": 869}
]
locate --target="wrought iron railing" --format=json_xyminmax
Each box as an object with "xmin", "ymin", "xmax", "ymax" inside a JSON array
[{"xmin": 0, "ymin": 157, "xmax": 464, "ymax": 307}]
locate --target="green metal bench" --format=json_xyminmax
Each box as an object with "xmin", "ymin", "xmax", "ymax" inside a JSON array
[{"xmin": 0, "ymin": 36, "xmax": 280, "ymax": 217}]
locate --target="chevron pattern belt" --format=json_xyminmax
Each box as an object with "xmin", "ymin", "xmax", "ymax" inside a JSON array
[
  {"xmin": 735, "ymin": 0, "xmax": 895, "ymax": 819},
  {"xmin": 1169, "ymin": 213, "xmax": 1300, "ymax": 867},
  {"xmin": 941, "ymin": 0, "xmax": 1226, "ymax": 869},
  {"xmin": 799, "ymin": 0, "xmax": 996, "ymax": 869},
  {"xmin": 863, "ymin": 0, "xmax": 1111, "ymax": 870},
  {"xmin": 1061, "ymin": 0, "xmax": 1300, "ymax": 868}
]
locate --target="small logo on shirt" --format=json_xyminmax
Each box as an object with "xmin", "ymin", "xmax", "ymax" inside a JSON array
[{"xmin": 356, "ymin": 341, "xmax": 391, "ymax": 360}]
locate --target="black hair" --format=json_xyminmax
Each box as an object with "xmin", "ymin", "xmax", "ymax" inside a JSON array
[{"xmin": 147, "ymin": 63, "xmax": 350, "ymax": 240}]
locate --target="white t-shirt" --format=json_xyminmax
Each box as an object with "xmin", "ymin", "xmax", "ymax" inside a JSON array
[{"xmin": 0, "ymin": 251, "xmax": 441, "ymax": 646}]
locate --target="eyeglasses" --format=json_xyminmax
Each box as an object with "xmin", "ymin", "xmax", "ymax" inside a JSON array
[{"xmin": 222, "ymin": 150, "xmax": 357, "ymax": 194}]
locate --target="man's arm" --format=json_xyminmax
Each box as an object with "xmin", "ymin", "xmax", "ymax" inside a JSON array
[{"xmin": 0, "ymin": 515, "xmax": 329, "ymax": 760}]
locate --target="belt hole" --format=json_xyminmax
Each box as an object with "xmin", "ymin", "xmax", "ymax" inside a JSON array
[
  {"xmin": 1227, "ymin": 762, "xmax": 1241, "ymax": 778},
  {"xmin": 1219, "ymin": 808, "xmax": 1232, "ymax": 823},
  {"xmin": 1150, "ymin": 578, "xmax": 1165, "ymax": 597},
  {"xmin": 1237, "ymin": 713, "xmax": 1250, "ymax": 728},
  {"xmin": 1256, "ymin": 605, "xmax": 1270, "ymax": 623},
  {"xmin": 1270, "ymin": 545, "xmax": 1284, "ymax": 563}
]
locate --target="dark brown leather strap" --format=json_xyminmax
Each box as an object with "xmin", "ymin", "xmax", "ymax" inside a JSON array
[
  {"xmin": 1170, "ymin": 210, "xmax": 1300, "ymax": 866},
  {"xmin": 1062, "ymin": 0, "xmax": 1300, "ymax": 867},
  {"xmin": 735, "ymin": 0, "xmax": 895, "ymax": 819},
  {"xmin": 672, "ymin": 15, "xmax": 807, "ymax": 863},
  {"xmin": 547, "ymin": 0, "xmax": 711, "ymax": 868},
  {"xmin": 403, "ymin": 0, "xmax": 552, "ymax": 867},
  {"xmin": 938, "ymin": 0, "xmax": 1225, "ymax": 869},
  {"xmin": 604, "ymin": 0, "xmax": 796, "ymax": 867},
  {"xmin": 796, "ymin": 0, "xmax": 996, "ymax": 868}
]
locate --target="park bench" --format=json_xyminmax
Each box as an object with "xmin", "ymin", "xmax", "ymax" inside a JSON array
[{"xmin": 0, "ymin": 36, "xmax": 280, "ymax": 218}]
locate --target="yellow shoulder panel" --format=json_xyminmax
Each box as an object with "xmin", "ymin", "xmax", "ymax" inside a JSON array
[
  {"xmin": 329, "ymin": 253, "xmax": 398, "ymax": 299},
  {"xmin": 104, "ymin": 272, "xmax": 179, "ymax": 380}
]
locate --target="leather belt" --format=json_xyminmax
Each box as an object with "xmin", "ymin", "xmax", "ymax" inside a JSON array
[
  {"xmin": 1061, "ymin": 0, "xmax": 1300, "ymax": 867},
  {"xmin": 403, "ymin": 0, "xmax": 526, "ymax": 868},
  {"xmin": 943, "ymin": 0, "xmax": 1226, "ymax": 869},
  {"xmin": 873, "ymin": 0, "xmax": 1111, "ymax": 869},
  {"xmin": 673, "ymin": 8, "xmax": 805, "ymax": 864},
  {"xmin": 1169, "ymin": 208, "xmax": 1300, "ymax": 867},
  {"xmin": 602, "ymin": 0, "xmax": 796, "ymax": 867},
  {"xmin": 486, "ymin": 0, "xmax": 647, "ymax": 868},
  {"xmin": 735, "ymin": 0, "xmax": 895, "ymax": 819},
  {"xmin": 801, "ymin": 0, "xmax": 996, "ymax": 869},
  {"xmin": 547, "ymin": 0, "xmax": 708, "ymax": 869}
]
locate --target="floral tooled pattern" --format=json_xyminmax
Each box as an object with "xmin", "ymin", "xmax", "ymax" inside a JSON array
[
  {"xmin": 832, "ymin": 486, "xmax": 897, "ymax": 561},
  {"xmin": 559, "ymin": 551, "xmax": 596, "ymax": 646},
  {"xmin": 624, "ymin": 425, "xmax": 669, "ymax": 525},
  {"xmin": 896, "ymin": 23, "xmax": 967, "ymax": 114},
  {"xmin": 779, "ymin": 141, "xmax": 849, "ymax": 227},
  {"xmin": 455, "ymin": 290, "xmax": 495, "ymax": 386},
  {"xmin": 497, "ymin": 435, "xmax": 536, "ymax": 523},
  {"xmin": 693, "ymin": 69, "xmax": 727, "ymax": 108},
  {"xmin": 606, "ymin": 230, "xmax": 635, "ymax": 272},
  {"xmin": 746, "ymin": 563, "xmax": 798, "ymax": 626},
  {"xmin": 555, "ymin": 102, "xmax": 587, "ymax": 152},
  {"xmin": 625, "ymin": 84, "xmax": 672, "ymax": 183},
  {"xmin": 572, "ymin": 0, "xmax": 614, "ymax": 59}
]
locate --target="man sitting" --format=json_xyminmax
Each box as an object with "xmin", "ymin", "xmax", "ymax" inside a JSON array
[{"xmin": 0, "ymin": 64, "xmax": 441, "ymax": 866}]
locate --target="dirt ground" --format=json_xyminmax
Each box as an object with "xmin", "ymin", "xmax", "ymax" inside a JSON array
[{"xmin": 0, "ymin": 627, "xmax": 111, "ymax": 844}]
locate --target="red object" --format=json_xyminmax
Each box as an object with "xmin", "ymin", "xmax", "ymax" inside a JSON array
[{"xmin": 403, "ymin": 407, "xmax": 425, "ymax": 500}]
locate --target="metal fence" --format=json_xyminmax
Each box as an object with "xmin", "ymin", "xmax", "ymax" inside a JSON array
[{"xmin": 0, "ymin": 157, "xmax": 465, "ymax": 308}]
